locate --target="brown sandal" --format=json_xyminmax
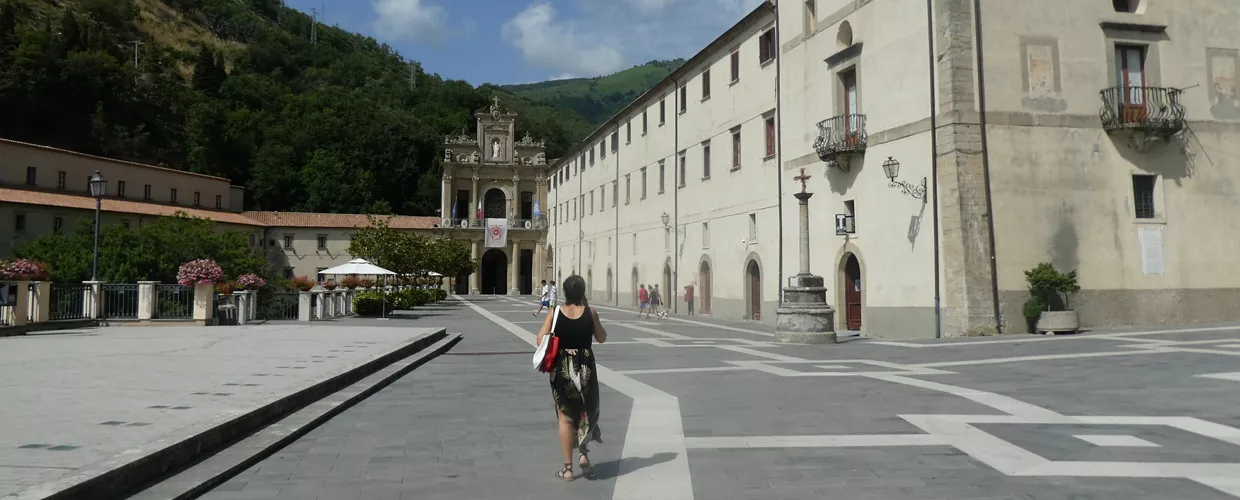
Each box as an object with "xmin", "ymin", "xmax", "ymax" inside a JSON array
[
  {"xmin": 579, "ymin": 453, "xmax": 595, "ymax": 479},
  {"xmin": 555, "ymin": 463, "xmax": 574, "ymax": 481}
]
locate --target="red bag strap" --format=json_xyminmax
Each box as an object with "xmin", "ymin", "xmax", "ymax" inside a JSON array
[{"xmin": 549, "ymin": 306, "xmax": 560, "ymax": 338}]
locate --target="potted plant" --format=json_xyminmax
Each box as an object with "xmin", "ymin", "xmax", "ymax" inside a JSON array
[
  {"xmin": 215, "ymin": 281, "xmax": 236, "ymax": 295},
  {"xmin": 177, "ymin": 259, "xmax": 223, "ymax": 286},
  {"xmin": 340, "ymin": 276, "xmax": 362, "ymax": 289},
  {"xmin": 1024, "ymin": 262, "xmax": 1082, "ymax": 335},
  {"xmin": 236, "ymin": 274, "xmax": 267, "ymax": 291},
  {"xmin": 360, "ymin": 278, "xmax": 376, "ymax": 289},
  {"xmin": 0, "ymin": 259, "xmax": 47, "ymax": 281},
  {"xmin": 291, "ymin": 276, "xmax": 316, "ymax": 292},
  {"xmin": 323, "ymin": 280, "xmax": 339, "ymax": 291}
]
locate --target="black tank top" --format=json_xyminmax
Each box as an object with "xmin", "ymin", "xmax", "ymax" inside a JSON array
[{"xmin": 554, "ymin": 306, "xmax": 594, "ymax": 350}]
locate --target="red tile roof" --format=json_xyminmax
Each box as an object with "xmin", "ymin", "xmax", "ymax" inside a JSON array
[{"xmin": 0, "ymin": 187, "xmax": 265, "ymax": 226}]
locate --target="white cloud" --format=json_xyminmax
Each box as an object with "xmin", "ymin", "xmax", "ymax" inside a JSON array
[
  {"xmin": 502, "ymin": 2, "xmax": 626, "ymax": 78},
  {"xmin": 503, "ymin": 0, "xmax": 765, "ymax": 79},
  {"xmin": 371, "ymin": 0, "xmax": 462, "ymax": 45}
]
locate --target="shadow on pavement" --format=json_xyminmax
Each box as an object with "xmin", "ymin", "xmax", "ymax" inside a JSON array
[{"xmin": 590, "ymin": 452, "xmax": 678, "ymax": 480}]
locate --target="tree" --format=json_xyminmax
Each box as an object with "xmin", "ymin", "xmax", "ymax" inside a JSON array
[
  {"xmin": 14, "ymin": 213, "xmax": 267, "ymax": 283},
  {"xmin": 424, "ymin": 237, "xmax": 475, "ymax": 278},
  {"xmin": 192, "ymin": 46, "xmax": 226, "ymax": 96},
  {"xmin": 346, "ymin": 216, "xmax": 428, "ymax": 278}
]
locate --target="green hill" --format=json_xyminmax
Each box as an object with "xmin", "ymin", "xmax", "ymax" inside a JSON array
[
  {"xmin": 503, "ymin": 59, "xmax": 684, "ymax": 128},
  {"xmin": 0, "ymin": 0, "xmax": 598, "ymax": 215}
]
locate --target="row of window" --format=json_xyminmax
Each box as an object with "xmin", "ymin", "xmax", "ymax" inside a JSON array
[
  {"xmin": 552, "ymin": 27, "xmax": 777, "ymax": 187},
  {"xmin": 22, "ymin": 166, "xmax": 224, "ymax": 209},
  {"xmin": 550, "ymin": 115, "xmax": 777, "ymax": 227}
]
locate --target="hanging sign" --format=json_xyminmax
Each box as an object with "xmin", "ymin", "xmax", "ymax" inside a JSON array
[{"xmin": 485, "ymin": 218, "xmax": 508, "ymax": 248}]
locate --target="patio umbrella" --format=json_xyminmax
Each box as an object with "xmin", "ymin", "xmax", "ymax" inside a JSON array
[{"xmin": 319, "ymin": 259, "xmax": 396, "ymax": 319}]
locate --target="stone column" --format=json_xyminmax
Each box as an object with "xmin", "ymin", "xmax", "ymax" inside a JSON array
[
  {"xmin": 470, "ymin": 174, "xmax": 480, "ymax": 225},
  {"xmin": 31, "ymin": 282, "xmax": 51, "ymax": 323},
  {"xmin": 137, "ymin": 281, "xmax": 158, "ymax": 320},
  {"xmin": 82, "ymin": 281, "xmax": 103, "ymax": 320},
  {"xmin": 246, "ymin": 290, "xmax": 257, "ymax": 321},
  {"xmin": 442, "ymin": 174, "xmax": 453, "ymax": 221},
  {"xmin": 508, "ymin": 240, "xmax": 521, "ymax": 295},
  {"xmin": 469, "ymin": 239, "xmax": 481, "ymax": 295},
  {"xmin": 533, "ymin": 241, "xmax": 545, "ymax": 285},
  {"xmin": 314, "ymin": 291, "xmax": 326, "ymax": 319},
  {"xmin": 298, "ymin": 292, "xmax": 312, "ymax": 322},
  {"xmin": 775, "ymin": 188, "xmax": 837, "ymax": 344},
  {"xmin": 191, "ymin": 283, "xmax": 214, "ymax": 326}
]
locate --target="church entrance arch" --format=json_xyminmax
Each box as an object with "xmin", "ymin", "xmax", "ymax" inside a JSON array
[
  {"xmin": 607, "ymin": 268, "xmax": 614, "ymax": 303},
  {"xmin": 843, "ymin": 253, "xmax": 863, "ymax": 330},
  {"xmin": 662, "ymin": 261, "xmax": 672, "ymax": 307},
  {"xmin": 746, "ymin": 260, "xmax": 762, "ymax": 321},
  {"xmin": 631, "ymin": 267, "xmax": 639, "ymax": 306},
  {"xmin": 480, "ymin": 249, "xmax": 508, "ymax": 295}
]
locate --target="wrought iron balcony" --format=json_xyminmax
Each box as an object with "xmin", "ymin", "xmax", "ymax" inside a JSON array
[
  {"xmin": 814, "ymin": 114, "xmax": 867, "ymax": 170},
  {"xmin": 1100, "ymin": 86, "xmax": 1186, "ymax": 134},
  {"xmin": 509, "ymin": 218, "xmax": 548, "ymax": 230}
]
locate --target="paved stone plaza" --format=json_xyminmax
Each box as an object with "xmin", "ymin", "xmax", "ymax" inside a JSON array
[
  {"xmin": 0, "ymin": 324, "xmax": 442, "ymax": 499},
  {"xmin": 191, "ymin": 296, "xmax": 1240, "ymax": 500}
]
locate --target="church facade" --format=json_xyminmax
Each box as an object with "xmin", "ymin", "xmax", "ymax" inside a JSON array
[{"xmin": 437, "ymin": 99, "xmax": 551, "ymax": 296}]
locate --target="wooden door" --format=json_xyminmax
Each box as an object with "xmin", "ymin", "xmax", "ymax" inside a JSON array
[
  {"xmin": 841, "ymin": 70, "xmax": 860, "ymax": 145},
  {"xmin": 844, "ymin": 255, "xmax": 862, "ymax": 330},
  {"xmin": 700, "ymin": 262, "xmax": 712, "ymax": 314},
  {"xmin": 1116, "ymin": 45, "xmax": 1147, "ymax": 122},
  {"xmin": 748, "ymin": 261, "xmax": 761, "ymax": 321}
]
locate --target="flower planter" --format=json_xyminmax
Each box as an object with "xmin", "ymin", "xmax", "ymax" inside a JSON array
[{"xmin": 1036, "ymin": 310, "xmax": 1079, "ymax": 335}]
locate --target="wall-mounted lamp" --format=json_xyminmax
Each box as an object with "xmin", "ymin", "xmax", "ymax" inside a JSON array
[
  {"xmin": 660, "ymin": 212, "xmax": 687, "ymax": 237},
  {"xmin": 881, "ymin": 157, "xmax": 927, "ymax": 201}
]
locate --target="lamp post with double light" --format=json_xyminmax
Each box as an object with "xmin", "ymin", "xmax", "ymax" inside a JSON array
[{"xmin": 88, "ymin": 171, "xmax": 107, "ymax": 281}]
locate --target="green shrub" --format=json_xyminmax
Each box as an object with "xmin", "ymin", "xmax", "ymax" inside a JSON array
[
  {"xmin": 353, "ymin": 291, "xmax": 386, "ymax": 317},
  {"xmin": 435, "ymin": 289, "xmax": 447, "ymax": 301},
  {"xmin": 1022, "ymin": 296, "xmax": 1045, "ymax": 319}
]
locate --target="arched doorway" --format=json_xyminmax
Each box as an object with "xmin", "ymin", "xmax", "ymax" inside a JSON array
[
  {"xmin": 664, "ymin": 261, "xmax": 674, "ymax": 305},
  {"xmin": 586, "ymin": 268, "xmax": 593, "ymax": 301},
  {"xmin": 480, "ymin": 249, "xmax": 508, "ymax": 295},
  {"xmin": 454, "ymin": 271, "xmax": 469, "ymax": 295},
  {"xmin": 484, "ymin": 188, "xmax": 507, "ymax": 219},
  {"xmin": 844, "ymin": 254, "xmax": 862, "ymax": 330},
  {"xmin": 699, "ymin": 260, "xmax": 713, "ymax": 315},
  {"xmin": 607, "ymin": 268, "xmax": 614, "ymax": 303},
  {"xmin": 631, "ymin": 267, "xmax": 639, "ymax": 306},
  {"xmin": 746, "ymin": 260, "xmax": 762, "ymax": 321}
]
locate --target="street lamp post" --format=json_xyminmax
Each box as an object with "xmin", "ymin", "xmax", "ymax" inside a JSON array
[
  {"xmin": 88, "ymin": 171, "xmax": 107, "ymax": 282},
  {"xmin": 881, "ymin": 157, "xmax": 927, "ymax": 201}
]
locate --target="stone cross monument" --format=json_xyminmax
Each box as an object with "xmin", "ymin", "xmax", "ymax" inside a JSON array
[{"xmin": 775, "ymin": 168, "xmax": 838, "ymax": 343}]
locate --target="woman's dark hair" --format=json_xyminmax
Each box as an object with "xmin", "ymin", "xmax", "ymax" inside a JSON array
[{"xmin": 562, "ymin": 275, "xmax": 587, "ymax": 305}]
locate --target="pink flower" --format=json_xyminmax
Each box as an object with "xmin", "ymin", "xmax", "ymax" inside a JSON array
[{"xmin": 177, "ymin": 259, "xmax": 223, "ymax": 286}]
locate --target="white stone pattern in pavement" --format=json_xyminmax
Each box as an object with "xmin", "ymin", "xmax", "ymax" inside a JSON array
[{"xmin": 492, "ymin": 295, "xmax": 1240, "ymax": 498}]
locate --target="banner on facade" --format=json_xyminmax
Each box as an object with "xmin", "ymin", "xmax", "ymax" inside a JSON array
[{"xmin": 485, "ymin": 218, "xmax": 508, "ymax": 248}]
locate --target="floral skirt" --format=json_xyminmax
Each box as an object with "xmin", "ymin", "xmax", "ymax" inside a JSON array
[{"xmin": 550, "ymin": 348, "xmax": 603, "ymax": 452}]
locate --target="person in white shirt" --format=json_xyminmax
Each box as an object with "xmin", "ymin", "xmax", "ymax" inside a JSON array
[
  {"xmin": 548, "ymin": 280, "xmax": 558, "ymax": 307},
  {"xmin": 534, "ymin": 280, "xmax": 550, "ymax": 316}
]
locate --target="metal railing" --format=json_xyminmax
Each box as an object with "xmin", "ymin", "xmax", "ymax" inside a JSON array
[
  {"xmin": 814, "ymin": 114, "xmax": 868, "ymax": 162},
  {"xmin": 257, "ymin": 292, "xmax": 299, "ymax": 321},
  {"xmin": 214, "ymin": 293, "xmax": 238, "ymax": 326},
  {"xmin": 102, "ymin": 284, "xmax": 139, "ymax": 320},
  {"xmin": 1099, "ymin": 86, "xmax": 1186, "ymax": 132},
  {"xmin": 51, "ymin": 283, "xmax": 89, "ymax": 321},
  {"xmin": 154, "ymin": 284, "xmax": 193, "ymax": 319},
  {"xmin": 0, "ymin": 303, "xmax": 12, "ymax": 327},
  {"xmin": 509, "ymin": 218, "xmax": 548, "ymax": 230},
  {"xmin": 443, "ymin": 218, "xmax": 484, "ymax": 229}
]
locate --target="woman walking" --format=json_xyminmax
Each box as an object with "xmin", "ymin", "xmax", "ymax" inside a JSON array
[{"xmin": 535, "ymin": 275, "xmax": 607, "ymax": 481}]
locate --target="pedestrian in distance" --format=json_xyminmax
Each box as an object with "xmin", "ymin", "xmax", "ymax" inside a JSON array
[
  {"xmin": 651, "ymin": 284, "xmax": 665, "ymax": 319},
  {"xmin": 535, "ymin": 275, "xmax": 607, "ymax": 481},
  {"xmin": 685, "ymin": 282, "xmax": 695, "ymax": 316},
  {"xmin": 637, "ymin": 284, "xmax": 649, "ymax": 319},
  {"xmin": 534, "ymin": 280, "xmax": 550, "ymax": 316}
]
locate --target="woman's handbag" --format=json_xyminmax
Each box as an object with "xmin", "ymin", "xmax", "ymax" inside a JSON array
[{"xmin": 533, "ymin": 306, "xmax": 561, "ymax": 373}]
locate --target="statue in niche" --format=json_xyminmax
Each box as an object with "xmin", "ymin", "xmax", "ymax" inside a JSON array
[
  {"xmin": 491, "ymin": 138, "xmax": 502, "ymax": 159},
  {"xmin": 444, "ymin": 149, "xmax": 453, "ymax": 162}
]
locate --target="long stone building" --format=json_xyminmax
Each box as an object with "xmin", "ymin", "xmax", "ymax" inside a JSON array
[{"xmin": 548, "ymin": 0, "xmax": 1240, "ymax": 337}]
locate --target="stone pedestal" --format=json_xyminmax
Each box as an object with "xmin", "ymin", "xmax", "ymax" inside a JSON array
[
  {"xmin": 9, "ymin": 280, "xmax": 30, "ymax": 327},
  {"xmin": 775, "ymin": 274, "xmax": 837, "ymax": 344},
  {"xmin": 233, "ymin": 291, "xmax": 249, "ymax": 325},
  {"xmin": 298, "ymin": 292, "xmax": 312, "ymax": 322},
  {"xmin": 137, "ymin": 281, "xmax": 158, "ymax": 320},
  {"xmin": 314, "ymin": 291, "xmax": 326, "ymax": 319},
  {"xmin": 245, "ymin": 290, "xmax": 258, "ymax": 321},
  {"xmin": 82, "ymin": 281, "xmax": 103, "ymax": 320},
  {"xmin": 32, "ymin": 282, "xmax": 51, "ymax": 323},
  {"xmin": 191, "ymin": 283, "xmax": 214, "ymax": 325}
]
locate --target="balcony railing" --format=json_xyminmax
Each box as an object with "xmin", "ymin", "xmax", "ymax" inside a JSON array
[
  {"xmin": 814, "ymin": 114, "xmax": 868, "ymax": 163},
  {"xmin": 1100, "ymin": 86, "xmax": 1185, "ymax": 133},
  {"xmin": 441, "ymin": 218, "xmax": 547, "ymax": 230}
]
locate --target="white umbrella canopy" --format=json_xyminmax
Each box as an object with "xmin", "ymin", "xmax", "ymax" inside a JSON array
[{"xmin": 320, "ymin": 259, "xmax": 396, "ymax": 276}]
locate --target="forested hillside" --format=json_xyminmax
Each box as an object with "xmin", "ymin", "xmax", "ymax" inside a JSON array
[
  {"xmin": 0, "ymin": 0, "xmax": 596, "ymax": 216},
  {"xmin": 504, "ymin": 59, "xmax": 684, "ymax": 125}
]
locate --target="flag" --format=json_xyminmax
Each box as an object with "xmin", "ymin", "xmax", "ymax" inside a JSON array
[
  {"xmin": 451, "ymin": 200, "xmax": 457, "ymax": 220},
  {"xmin": 533, "ymin": 200, "xmax": 541, "ymax": 220},
  {"xmin": 485, "ymin": 218, "xmax": 508, "ymax": 248},
  {"xmin": 476, "ymin": 199, "xmax": 482, "ymax": 219}
]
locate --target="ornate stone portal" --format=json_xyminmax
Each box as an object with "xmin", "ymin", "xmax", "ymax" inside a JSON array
[{"xmin": 775, "ymin": 168, "xmax": 838, "ymax": 343}]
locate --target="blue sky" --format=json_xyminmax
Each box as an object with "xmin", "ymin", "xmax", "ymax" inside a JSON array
[{"xmin": 283, "ymin": 0, "xmax": 763, "ymax": 85}]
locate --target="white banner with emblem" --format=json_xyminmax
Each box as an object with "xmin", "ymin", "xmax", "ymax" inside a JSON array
[{"xmin": 485, "ymin": 218, "xmax": 508, "ymax": 248}]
